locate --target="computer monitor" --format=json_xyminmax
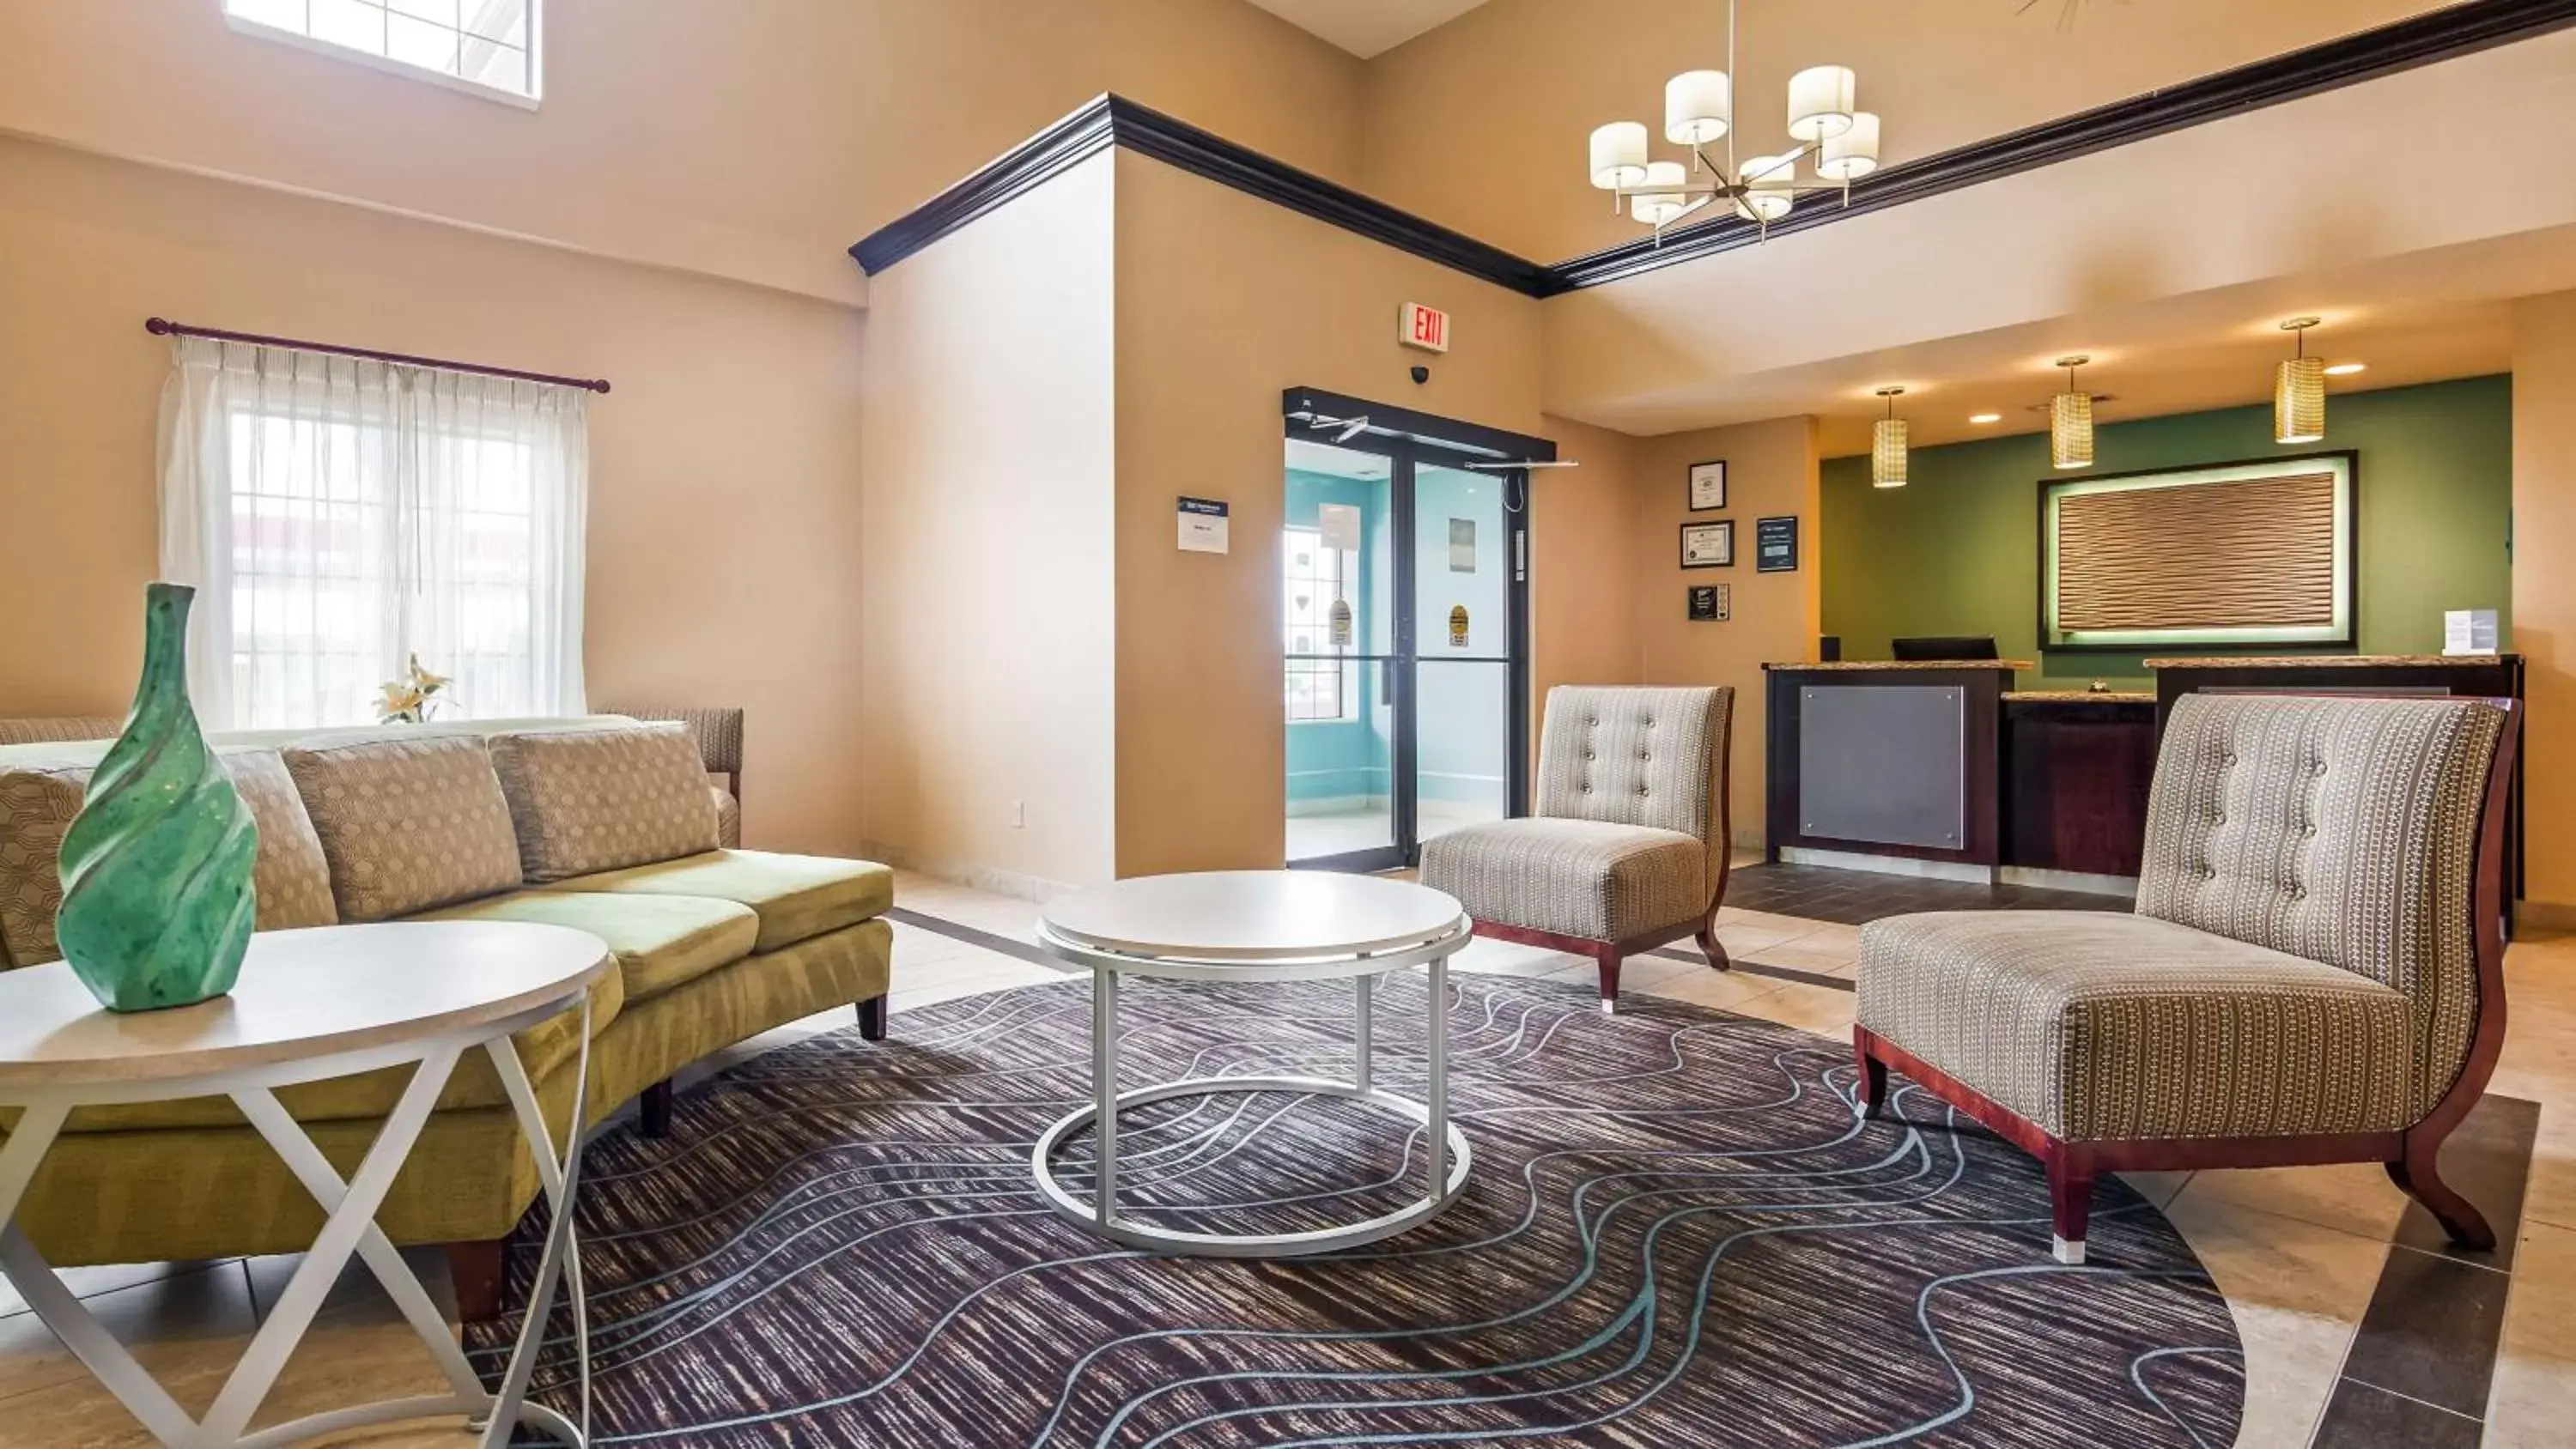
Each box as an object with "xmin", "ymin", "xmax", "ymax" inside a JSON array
[{"xmin": 1892, "ymin": 635, "xmax": 1999, "ymax": 661}]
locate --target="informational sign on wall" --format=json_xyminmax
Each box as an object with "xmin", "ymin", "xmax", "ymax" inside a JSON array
[
  {"xmin": 1177, "ymin": 496, "xmax": 1229, "ymax": 554},
  {"xmin": 1755, "ymin": 515, "xmax": 1801, "ymax": 573},
  {"xmin": 1449, "ymin": 518, "xmax": 1477, "ymax": 572},
  {"xmin": 1688, "ymin": 585, "xmax": 1730, "ymax": 621},
  {"xmin": 1317, "ymin": 502, "xmax": 1362, "ymax": 552}
]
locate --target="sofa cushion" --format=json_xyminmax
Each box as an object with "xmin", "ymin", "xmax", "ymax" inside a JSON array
[
  {"xmin": 1421, "ymin": 817, "xmax": 1705, "ymax": 943},
  {"xmin": 283, "ymin": 735, "xmax": 523, "ymax": 921},
  {"xmin": 0, "ymin": 750, "xmax": 338, "ymax": 966},
  {"xmin": 416, "ymin": 888, "xmax": 758, "ymax": 1003},
  {"xmin": 488, "ymin": 724, "xmax": 720, "ymax": 884},
  {"xmin": 1855, "ymin": 910, "xmax": 2419, "ymax": 1142},
  {"xmin": 541, "ymin": 849, "xmax": 892, "ymax": 954},
  {"xmin": 710, "ymin": 777, "xmax": 741, "ymax": 849}
]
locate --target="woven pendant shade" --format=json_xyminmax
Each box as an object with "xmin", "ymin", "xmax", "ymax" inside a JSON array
[
  {"xmin": 1871, "ymin": 418, "xmax": 1908, "ymax": 488},
  {"xmin": 2276, "ymin": 355, "xmax": 2325, "ymax": 444},
  {"xmin": 2050, "ymin": 391, "xmax": 2093, "ymax": 470}
]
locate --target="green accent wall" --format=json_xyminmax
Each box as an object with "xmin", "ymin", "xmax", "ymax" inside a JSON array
[{"xmin": 1820, "ymin": 375, "xmax": 2514, "ymax": 690}]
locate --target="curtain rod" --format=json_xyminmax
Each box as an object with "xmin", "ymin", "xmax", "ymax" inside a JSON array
[{"xmin": 143, "ymin": 318, "xmax": 611, "ymax": 394}]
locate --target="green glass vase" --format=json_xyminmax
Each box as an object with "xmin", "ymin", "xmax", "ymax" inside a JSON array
[{"xmin": 55, "ymin": 583, "xmax": 259, "ymax": 1012}]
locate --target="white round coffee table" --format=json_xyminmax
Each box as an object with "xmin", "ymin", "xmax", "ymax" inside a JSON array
[
  {"xmin": 1031, "ymin": 870, "xmax": 1473, "ymax": 1258},
  {"xmin": 0, "ymin": 921, "xmax": 612, "ymax": 1449}
]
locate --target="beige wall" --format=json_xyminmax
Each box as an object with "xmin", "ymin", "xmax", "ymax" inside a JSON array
[
  {"xmin": 1628, "ymin": 417, "xmax": 1822, "ymax": 848},
  {"xmin": 1528, "ymin": 415, "xmax": 1643, "ymax": 715},
  {"xmin": 0, "ymin": 135, "xmax": 870, "ymax": 853},
  {"xmin": 0, "ymin": 0, "xmax": 1361, "ymax": 303},
  {"xmin": 1110, "ymin": 149, "xmax": 1546, "ymax": 876},
  {"xmin": 2514, "ymin": 291, "xmax": 2576, "ymax": 918},
  {"xmin": 859, "ymin": 154, "xmax": 1121, "ymax": 893},
  {"xmin": 1360, "ymin": 0, "xmax": 2442, "ymax": 264}
]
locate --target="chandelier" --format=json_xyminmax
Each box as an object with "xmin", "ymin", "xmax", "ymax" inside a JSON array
[{"xmin": 1586, "ymin": 0, "xmax": 1885, "ymax": 239}]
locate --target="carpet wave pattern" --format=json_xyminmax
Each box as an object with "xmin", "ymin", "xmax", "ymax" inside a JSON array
[{"xmin": 469, "ymin": 973, "xmax": 2245, "ymax": 1447}]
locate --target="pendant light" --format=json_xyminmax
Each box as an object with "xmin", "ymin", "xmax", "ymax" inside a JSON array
[
  {"xmin": 1872, "ymin": 387, "xmax": 1908, "ymax": 488},
  {"xmin": 2275, "ymin": 317, "xmax": 2325, "ymax": 445},
  {"xmin": 2050, "ymin": 355, "xmax": 2095, "ymax": 470}
]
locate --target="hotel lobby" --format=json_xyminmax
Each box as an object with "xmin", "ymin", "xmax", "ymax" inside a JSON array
[{"xmin": 1, "ymin": 2, "xmax": 2573, "ymax": 1446}]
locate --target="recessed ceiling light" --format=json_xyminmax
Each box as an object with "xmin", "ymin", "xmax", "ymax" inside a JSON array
[
  {"xmin": 2324, "ymin": 361, "xmax": 2366, "ymax": 376},
  {"xmin": 1969, "ymin": 412, "xmax": 2002, "ymax": 424}
]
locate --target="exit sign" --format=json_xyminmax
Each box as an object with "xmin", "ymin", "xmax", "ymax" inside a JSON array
[{"xmin": 1400, "ymin": 301, "xmax": 1450, "ymax": 354}]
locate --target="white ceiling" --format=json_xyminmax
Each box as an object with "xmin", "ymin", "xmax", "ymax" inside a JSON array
[{"xmin": 1244, "ymin": 0, "xmax": 1495, "ymax": 58}]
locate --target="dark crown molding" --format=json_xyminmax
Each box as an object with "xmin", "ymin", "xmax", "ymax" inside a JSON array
[
  {"xmin": 852, "ymin": 0, "xmax": 2576, "ymax": 297},
  {"xmin": 851, "ymin": 94, "xmax": 1558, "ymax": 295}
]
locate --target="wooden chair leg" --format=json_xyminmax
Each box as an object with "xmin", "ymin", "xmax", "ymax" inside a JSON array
[
  {"xmin": 1855, "ymin": 1033, "xmax": 1888, "ymax": 1119},
  {"xmin": 2045, "ymin": 1143, "xmax": 2095, "ymax": 1264},
  {"xmin": 1696, "ymin": 913, "xmax": 1731, "ymax": 971},
  {"xmin": 1594, "ymin": 945, "xmax": 1624, "ymax": 1015},
  {"xmin": 445, "ymin": 1239, "xmax": 507, "ymax": 1324},
  {"xmin": 857, "ymin": 994, "xmax": 889, "ymax": 1041},
  {"xmin": 2387, "ymin": 1127, "xmax": 2496, "ymax": 1251},
  {"xmin": 639, "ymin": 1079, "xmax": 674, "ymax": 1139}
]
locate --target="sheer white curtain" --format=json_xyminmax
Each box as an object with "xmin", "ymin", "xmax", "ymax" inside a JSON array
[{"xmin": 158, "ymin": 336, "xmax": 587, "ymax": 730}]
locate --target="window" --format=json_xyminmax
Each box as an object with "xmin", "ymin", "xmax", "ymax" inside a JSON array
[
  {"xmin": 1284, "ymin": 526, "xmax": 1355, "ymax": 723},
  {"xmin": 223, "ymin": 0, "xmax": 541, "ymax": 106},
  {"xmin": 160, "ymin": 337, "xmax": 589, "ymax": 730}
]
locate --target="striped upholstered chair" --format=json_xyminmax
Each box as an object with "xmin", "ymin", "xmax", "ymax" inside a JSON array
[
  {"xmin": 1856, "ymin": 693, "xmax": 2520, "ymax": 1265},
  {"xmin": 1421, "ymin": 685, "xmax": 1734, "ymax": 1014}
]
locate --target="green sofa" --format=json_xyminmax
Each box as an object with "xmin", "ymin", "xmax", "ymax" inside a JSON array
[{"xmin": 0, "ymin": 713, "xmax": 891, "ymax": 1319}]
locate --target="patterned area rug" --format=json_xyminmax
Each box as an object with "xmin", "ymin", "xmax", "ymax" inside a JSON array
[{"xmin": 471, "ymin": 973, "xmax": 2244, "ymax": 1446}]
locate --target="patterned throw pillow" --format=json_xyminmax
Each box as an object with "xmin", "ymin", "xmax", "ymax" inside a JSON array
[
  {"xmin": 283, "ymin": 735, "xmax": 524, "ymax": 922},
  {"xmin": 487, "ymin": 724, "xmax": 720, "ymax": 883},
  {"xmin": 0, "ymin": 766, "xmax": 87, "ymax": 967},
  {"xmin": 221, "ymin": 750, "xmax": 341, "ymax": 933},
  {"xmin": 0, "ymin": 750, "xmax": 339, "ymax": 965}
]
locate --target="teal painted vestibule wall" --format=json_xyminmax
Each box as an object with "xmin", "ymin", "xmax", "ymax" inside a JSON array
[
  {"xmin": 1285, "ymin": 468, "xmax": 1389, "ymax": 805},
  {"xmin": 1819, "ymin": 375, "xmax": 2514, "ymax": 691}
]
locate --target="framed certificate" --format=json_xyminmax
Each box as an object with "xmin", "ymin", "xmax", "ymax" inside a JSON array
[
  {"xmin": 1687, "ymin": 459, "xmax": 1728, "ymax": 511},
  {"xmin": 1680, "ymin": 520, "xmax": 1734, "ymax": 569}
]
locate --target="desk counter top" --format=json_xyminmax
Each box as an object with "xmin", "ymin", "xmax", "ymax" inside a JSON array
[
  {"xmin": 2005, "ymin": 691, "xmax": 2154, "ymax": 704},
  {"xmin": 2145, "ymin": 653, "xmax": 2518, "ymax": 670},
  {"xmin": 1764, "ymin": 660, "xmax": 2033, "ymax": 673}
]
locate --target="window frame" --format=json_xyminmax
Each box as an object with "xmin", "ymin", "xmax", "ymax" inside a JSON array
[{"xmin": 221, "ymin": 0, "xmax": 544, "ymax": 111}]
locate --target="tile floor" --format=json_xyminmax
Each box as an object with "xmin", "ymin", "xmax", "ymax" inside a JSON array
[{"xmin": 5, "ymin": 867, "xmax": 2571, "ymax": 1446}]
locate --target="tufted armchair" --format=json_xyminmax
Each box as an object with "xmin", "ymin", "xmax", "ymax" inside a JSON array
[
  {"xmin": 1421, "ymin": 686, "xmax": 1735, "ymax": 1013},
  {"xmin": 1856, "ymin": 693, "xmax": 2520, "ymax": 1265}
]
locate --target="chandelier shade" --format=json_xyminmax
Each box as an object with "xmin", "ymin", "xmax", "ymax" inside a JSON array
[
  {"xmin": 1787, "ymin": 65, "xmax": 1857, "ymax": 142},
  {"xmin": 1735, "ymin": 155, "xmax": 1795, "ymax": 221},
  {"xmin": 1666, "ymin": 70, "xmax": 1732, "ymax": 145},
  {"xmin": 1631, "ymin": 161, "xmax": 1692, "ymax": 226},
  {"xmin": 1589, "ymin": 122, "xmax": 1649, "ymax": 190},
  {"xmin": 2275, "ymin": 318, "xmax": 2325, "ymax": 444},
  {"xmin": 1818, "ymin": 112, "xmax": 1881, "ymax": 181}
]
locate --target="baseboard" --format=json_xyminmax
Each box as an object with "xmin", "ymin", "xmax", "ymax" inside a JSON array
[
  {"xmin": 1778, "ymin": 847, "xmax": 1996, "ymax": 885},
  {"xmin": 1998, "ymin": 864, "xmax": 2138, "ymax": 898},
  {"xmin": 856, "ymin": 840, "xmax": 1078, "ymax": 904},
  {"xmin": 2518, "ymin": 900, "xmax": 2576, "ymax": 935}
]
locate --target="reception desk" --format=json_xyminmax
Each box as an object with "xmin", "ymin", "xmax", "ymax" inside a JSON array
[
  {"xmin": 1764, "ymin": 662, "xmax": 2156, "ymax": 892},
  {"xmin": 1765, "ymin": 653, "xmax": 2529, "ymax": 906}
]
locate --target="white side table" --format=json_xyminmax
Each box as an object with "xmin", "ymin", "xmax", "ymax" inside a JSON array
[
  {"xmin": 1032, "ymin": 871, "xmax": 1474, "ymax": 1258},
  {"xmin": 0, "ymin": 921, "xmax": 612, "ymax": 1449}
]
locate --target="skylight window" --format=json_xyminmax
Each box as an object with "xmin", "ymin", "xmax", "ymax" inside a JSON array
[{"xmin": 223, "ymin": 0, "xmax": 541, "ymax": 106}]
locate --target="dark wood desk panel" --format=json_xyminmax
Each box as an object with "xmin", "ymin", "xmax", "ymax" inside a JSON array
[
  {"xmin": 2002, "ymin": 698, "xmax": 2156, "ymax": 877},
  {"xmin": 1765, "ymin": 663, "xmax": 2015, "ymax": 868}
]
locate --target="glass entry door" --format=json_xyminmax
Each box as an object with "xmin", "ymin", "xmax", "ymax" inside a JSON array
[{"xmin": 1282, "ymin": 425, "xmax": 1529, "ymax": 873}]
